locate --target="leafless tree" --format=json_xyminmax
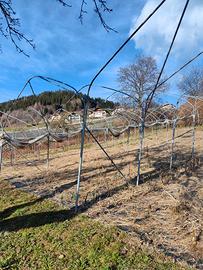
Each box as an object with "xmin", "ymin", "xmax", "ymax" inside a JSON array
[
  {"xmin": 117, "ymin": 56, "xmax": 168, "ymax": 109},
  {"xmin": 178, "ymin": 68, "xmax": 203, "ymax": 96},
  {"xmin": 0, "ymin": 0, "xmax": 113, "ymax": 56}
]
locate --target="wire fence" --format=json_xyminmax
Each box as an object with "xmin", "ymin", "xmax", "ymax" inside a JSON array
[{"xmin": 0, "ymin": 0, "xmax": 203, "ymax": 212}]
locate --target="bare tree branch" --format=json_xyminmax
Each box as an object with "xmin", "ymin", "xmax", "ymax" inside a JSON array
[
  {"xmin": 56, "ymin": 0, "xmax": 71, "ymax": 7},
  {"xmin": 79, "ymin": 0, "xmax": 114, "ymax": 32},
  {"xmin": 79, "ymin": 0, "xmax": 87, "ymax": 24},
  {"xmin": 92, "ymin": 0, "xmax": 116, "ymax": 32},
  {"xmin": 0, "ymin": 0, "xmax": 114, "ymax": 56},
  {"xmin": 0, "ymin": 0, "xmax": 35, "ymax": 56}
]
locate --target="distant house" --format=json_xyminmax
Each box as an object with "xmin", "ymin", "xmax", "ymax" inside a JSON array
[
  {"xmin": 66, "ymin": 112, "xmax": 81, "ymax": 123},
  {"xmin": 161, "ymin": 104, "xmax": 175, "ymax": 111},
  {"xmin": 89, "ymin": 108, "xmax": 108, "ymax": 119},
  {"xmin": 49, "ymin": 114, "xmax": 62, "ymax": 122},
  {"xmin": 112, "ymin": 107, "xmax": 125, "ymax": 115}
]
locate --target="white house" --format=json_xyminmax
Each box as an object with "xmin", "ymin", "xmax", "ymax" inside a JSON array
[
  {"xmin": 49, "ymin": 114, "xmax": 61, "ymax": 122},
  {"xmin": 112, "ymin": 107, "xmax": 125, "ymax": 115},
  {"xmin": 66, "ymin": 112, "xmax": 81, "ymax": 123},
  {"xmin": 89, "ymin": 108, "xmax": 108, "ymax": 119}
]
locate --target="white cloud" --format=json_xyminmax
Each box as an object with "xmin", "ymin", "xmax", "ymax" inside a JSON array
[{"xmin": 130, "ymin": 0, "xmax": 203, "ymax": 63}]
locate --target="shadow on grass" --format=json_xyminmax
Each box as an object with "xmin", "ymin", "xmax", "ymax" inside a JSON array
[
  {"xmin": 0, "ymin": 208, "xmax": 76, "ymax": 231},
  {"xmin": 0, "ymin": 176, "xmax": 131, "ymax": 231},
  {"xmin": 0, "ymin": 148, "xmax": 200, "ymax": 232},
  {"xmin": 0, "ymin": 197, "xmax": 44, "ymax": 220}
]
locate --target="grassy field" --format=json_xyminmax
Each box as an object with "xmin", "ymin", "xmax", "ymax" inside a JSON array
[
  {"xmin": 0, "ymin": 179, "xmax": 189, "ymax": 270},
  {"xmin": 0, "ymin": 126, "xmax": 202, "ymax": 269}
]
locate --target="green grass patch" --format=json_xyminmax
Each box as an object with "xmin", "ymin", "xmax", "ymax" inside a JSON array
[{"xmin": 0, "ymin": 180, "xmax": 189, "ymax": 270}]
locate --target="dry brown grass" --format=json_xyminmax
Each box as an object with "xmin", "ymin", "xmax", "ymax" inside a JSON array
[{"xmin": 1, "ymin": 126, "xmax": 203, "ymax": 268}]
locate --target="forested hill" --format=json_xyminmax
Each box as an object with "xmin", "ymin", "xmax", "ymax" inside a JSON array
[{"xmin": 0, "ymin": 90, "xmax": 117, "ymax": 114}]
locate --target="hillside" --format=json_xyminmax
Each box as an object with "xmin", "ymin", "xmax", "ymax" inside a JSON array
[
  {"xmin": 0, "ymin": 90, "xmax": 118, "ymax": 127},
  {"xmin": 0, "ymin": 90, "xmax": 117, "ymax": 113}
]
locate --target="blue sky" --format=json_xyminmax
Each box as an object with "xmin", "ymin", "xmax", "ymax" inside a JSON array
[{"xmin": 0, "ymin": 0, "xmax": 203, "ymax": 104}]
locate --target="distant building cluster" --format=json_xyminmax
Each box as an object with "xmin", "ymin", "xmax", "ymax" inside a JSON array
[
  {"xmin": 48, "ymin": 104, "xmax": 183, "ymax": 125},
  {"xmin": 49, "ymin": 107, "xmax": 117, "ymax": 124}
]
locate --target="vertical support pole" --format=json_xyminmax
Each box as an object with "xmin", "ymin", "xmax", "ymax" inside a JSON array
[
  {"xmin": 0, "ymin": 141, "xmax": 3, "ymax": 172},
  {"xmin": 191, "ymin": 112, "xmax": 196, "ymax": 164},
  {"xmin": 106, "ymin": 128, "xmax": 109, "ymax": 146},
  {"xmin": 104, "ymin": 128, "xmax": 107, "ymax": 143},
  {"xmin": 166, "ymin": 121, "xmax": 169, "ymax": 144},
  {"xmin": 75, "ymin": 100, "xmax": 88, "ymax": 212},
  {"xmin": 47, "ymin": 134, "xmax": 50, "ymax": 169},
  {"xmin": 34, "ymin": 142, "xmax": 36, "ymax": 157},
  {"xmin": 127, "ymin": 127, "xmax": 131, "ymax": 177},
  {"xmin": 10, "ymin": 145, "xmax": 13, "ymax": 166},
  {"xmin": 88, "ymin": 129, "xmax": 90, "ymax": 143},
  {"xmin": 136, "ymin": 119, "xmax": 145, "ymax": 186},
  {"xmin": 170, "ymin": 119, "xmax": 177, "ymax": 171},
  {"xmin": 155, "ymin": 122, "xmax": 158, "ymax": 145},
  {"xmin": 13, "ymin": 146, "xmax": 16, "ymax": 165},
  {"xmin": 38, "ymin": 144, "xmax": 40, "ymax": 160},
  {"xmin": 127, "ymin": 127, "xmax": 130, "ymax": 144}
]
